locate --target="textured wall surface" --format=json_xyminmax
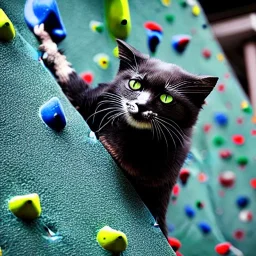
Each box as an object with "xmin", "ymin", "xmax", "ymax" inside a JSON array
[{"xmin": 1, "ymin": 0, "xmax": 256, "ymax": 255}]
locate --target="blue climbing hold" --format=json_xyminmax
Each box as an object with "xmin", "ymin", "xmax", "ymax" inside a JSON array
[
  {"xmin": 184, "ymin": 205, "xmax": 195, "ymax": 218},
  {"xmin": 39, "ymin": 97, "xmax": 67, "ymax": 131},
  {"xmin": 171, "ymin": 34, "xmax": 191, "ymax": 54},
  {"xmin": 198, "ymin": 221, "xmax": 211, "ymax": 234},
  {"xmin": 214, "ymin": 112, "xmax": 228, "ymax": 126},
  {"xmin": 167, "ymin": 223, "xmax": 175, "ymax": 233},
  {"xmin": 236, "ymin": 196, "xmax": 250, "ymax": 209},
  {"xmin": 146, "ymin": 30, "xmax": 162, "ymax": 55},
  {"xmin": 24, "ymin": 0, "xmax": 66, "ymax": 43}
]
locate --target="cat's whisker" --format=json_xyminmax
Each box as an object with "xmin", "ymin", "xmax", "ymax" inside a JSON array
[
  {"xmin": 155, "ymin": 120, "xmax": 169, "ymax": 153},
  {"xmin": 103, "ymin": 92, "xmax": 123, "ymax": 99},
  {"xmin": 155, "ymin": 119, "xmax": 185, "ymax": 146},
  {"xmin": 86, "ymin": 107, "xmax": 121, "ymax": 122},
  {"xmin": 150, "ymin": 120, "xmax": 156, "ymax": 140},
  {"xmin": 166, "ymin": 80, "xmax": 188, "ymax": 90},
  {"xmin": 98, "ymin": 109, "xmax": 121, "ymax": 129},
  {"xmin": 110, "ymin": 111, "xmax": 126, "ymax": 126},
  {"xmin": 155, "ymin": 118, "xmax": 177, "ymax": 149}
]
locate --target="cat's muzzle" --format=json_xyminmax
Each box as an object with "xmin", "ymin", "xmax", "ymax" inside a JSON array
[{"xmin": 126, "ymin": 102, "xmax": 139, "ymax": 114}]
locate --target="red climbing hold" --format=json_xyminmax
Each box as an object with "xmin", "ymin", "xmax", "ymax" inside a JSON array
[
  {"xmin": 202, "ymin": 49, "xmax": 211, "ymax": 59},
  {"xmin": 232, "ymin": 134, "xmax": 245, "ymax": 146},
  {"xmin": 251, "ymin": 129, "xmax": 256, "ymax": 136},
  {"xmin": 81, "ymin": 72, "xmax": 94, "ymax": 84},
  {"xmin": 233, "ymin": 229, "xmax": 245, "ymax": 240},
  {"xmin": 144, "ymin": 21, "xmax": 163, "ymax": 32},
  {"xmin": 215, "ymin": 242, "xmax": 231, "ymax": 255},
  {"xmin": 203, "ymin": 124, "xmax": 211, "ymax": 133},
  {"xmin": 179, "ymin": 169, "xmax": 190, "ymax": 185},
  {"xmin": 236, "ymin": 117, "xmax": 243, "ymax": 124},
  {"xmin": 176, "ymin": 251, "xmax": 183, "ymax": 256},
  {"xmin": 217, "ymin": 84, "xmax": 225, "ymax": 92},
  {"xmin": 172, "ymin": 184, "xmax": 180, "ymax": 197},
  {"xmin": 219, "ymin": 149, "xmax": 232, "ymax": 159},
  {"xmin": 168, "ymin": 237, "xmax": 181, "ymax": 251},
  {"xmin": 198, "ymin": 172, "xmax": 208, "ymax": 183},
  {"xmin": 219, "ymin": 171, "xmax": 236, "ymax": 188},
  {"xmin": 250, "ymin": 178, "xmax": 256, "ymax": 189}
]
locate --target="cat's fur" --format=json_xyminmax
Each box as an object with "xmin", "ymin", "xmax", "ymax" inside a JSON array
[{"xmin": 34, "ymin": 24, "xmax": 218, "ymax": 238}]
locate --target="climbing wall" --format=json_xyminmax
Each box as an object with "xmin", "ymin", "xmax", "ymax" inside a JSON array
[{"xmin": 1, "ymin": 0, "xmax": 256, "ymax": 256}]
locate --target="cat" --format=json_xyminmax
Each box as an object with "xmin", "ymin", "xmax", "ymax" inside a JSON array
[{"xmin": 34, "ymin": 24, "xmax": 218, "ymax": 238}]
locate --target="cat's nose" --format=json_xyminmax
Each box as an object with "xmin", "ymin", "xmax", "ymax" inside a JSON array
[{"xmin": 126, "ymin": 102, "xmax": 139, "ymax": 114}]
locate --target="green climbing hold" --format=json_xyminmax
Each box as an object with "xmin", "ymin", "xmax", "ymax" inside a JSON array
[
  {"xmin": 236, "ymin": 156, "xmax": 249, "ymax": 166},
  {"xmin": 179, "ymin": 0, "xmax": 187, "ymax": 8},
  {"xmin": 8, "ymin": 193, "xmax": 41, "ymax": 220},
  {"xmin": 165, "ymin": 14, "xmax": 175, "ymax": 24},
  {"xmin": 97, "ymin": 226, "xmax": 128, "ymax": 253},
  {"xmin": 241, "ymin": 100, "xmax": 252, "ymax": 114},
  {"xmin": 213, "ymin": 136, "xmax": 225, "ymax": 146}
]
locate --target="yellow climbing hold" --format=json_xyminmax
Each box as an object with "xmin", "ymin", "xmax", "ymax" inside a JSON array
[
  {"xmin": 217, "ymin": 53, "xmax": 225, "ymax": 62},
  {"xmin": 161, "ymin": 0, "xmax": 171, "ymax": 7},
  {"xmin": 0, "ymin": 9, "xmax": 15, "ymax": 41},
  {"xmin": 0, "ymin": 247, "xmax": 2, "ymax": 256},
  {"xmin": 105, "ymin": 0, "xmax": 131, "ymax": 40},
  {"xmin": 113, "ymin": 46, "xmax": 119, "ymax": 58},
  {"xmin": 8, "ymin": 193, "xmax": 41, "ymax": 220},
  {"xmin": 97, "ymin": 226, "xmax": 128, "ymax": 253},
  {"xmin": 192, "ymin": 5, "xmax": 201, "ymax": 16},
  {"xmin": 93, "ymin": 53, "xmax": 110, "ymax": 69}
]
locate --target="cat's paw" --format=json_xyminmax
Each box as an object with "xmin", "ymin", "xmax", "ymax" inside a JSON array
[{"xmin": 34, "ymin": 24, "xmax": 48, "ymax": 38}]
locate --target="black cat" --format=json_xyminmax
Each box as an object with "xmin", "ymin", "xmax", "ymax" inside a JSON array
[{"xmin": 34, "ymin": 24, "xmax": 218, "ymax": 238}]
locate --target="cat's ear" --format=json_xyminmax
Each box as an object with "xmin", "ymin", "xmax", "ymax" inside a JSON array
[
  {"xmin": 186, "ymin": 76, "xmax": 218, "ymax": 107},
  {"xmin": 116, "ymin": 39, "xmax": 149, "ymax": 71}
]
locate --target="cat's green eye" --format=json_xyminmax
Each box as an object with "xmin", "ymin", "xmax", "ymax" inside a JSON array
[
  {"xmin": 160, "ymin": 94, "xmax": 173, "ymax": 104},
  {"xmin": 129, "ymin": 79, "xmax": 142, "ymax": 91}
]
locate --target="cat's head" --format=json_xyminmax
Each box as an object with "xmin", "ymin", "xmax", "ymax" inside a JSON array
[{"xmin": 107, "ymin": 39, "xmax": 218, "ymax": 134}]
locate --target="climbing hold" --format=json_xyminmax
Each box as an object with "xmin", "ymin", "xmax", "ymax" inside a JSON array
[
  {"xmin": 239, "ymin": 210, "xmax": 253, "ymax": 222},
  {"xmin": 219, "ymin": 171, "xmax": 236, "ymax": 188},
  {"xmin": 179, "ymin": 0, "xmax": 187, "ymax": 8},
  {"xmin": 236, "ymin": 117, "xmax": 243, "ymax": 124},
  {"xmin": 241, "ymin": 100, "xmax": 252, "ymax": 113},
  {"xmin": 171, "ymin": 35, "xmax": 191, "ymax": 54},
  {"xmin": 250, "ymin": 178, "xmax": 256, "ymax": 189},
  {"xmin": 0, "ymin": 9, "xmax": 16, "ymax": 41},
  {"xmin": 97, "ymin": 226, "xmax": 128, "ymax": 253},
  {"xmin": 24, "ymin": 0, "xmax": 66, "ymax": 43},
  {"xmin": 195, "ymin": 201, "xmax": 204, "ymax": 209},
  {"xmin": 146, "ymin": 30, "xmax": 163, "ymax": 55},
  {"xmin": 198, "ymin": 172, "xmax": 208, "ymax": 183},
  {"xmin": 202, "ymin": 24, "xmax": 208, "ymax": 29},
  {"xmin": 168, "ymin": 223, "xmax": 175, "ymax": 232},
  {"xmin": 176, "ymin": 251, "xmax": 183, "ymax": 256},
  {"xmin": 252, "ymin": 115, "xmax": 256, "ymax": 124},
  {"xmin": 203, "ymin": 124, "xmax": 211, "ymax": 133},
  {"xmin": 168, "ymin": 237, "xmax": 181, "ymax": 252},
  {"xmin": 184, "ymin": 205, "xmax": 195, "ymax": 218},
  {"xmin": 144, "ymin": 21, "xmax": 163, "ymax": 33},
  {"xmin": 198, "ymin": 221, "xmax": 211, "ymax": 234},
  {"xmin": 192, "ymin": 5, "xmax": 201, "ymax": 16},
  {"xmin": 165, "ymin": 14, "xmax": 175, "ymax": 24},
  {"xmin": 217, "ymin": 53, "xmax": 225, "ymax": 62},
  {"xmin": 89, "ymin": 20, "xmax": 104, "ymax": 33},
  {"xmin": 8, "ymin": 193, "xmax": 41, "ymax": 220},
  {"xmin": 236, "ymin": 196, "xmax": 250, "ymax": 209},
  {"xmin": 233, "ymin": 229, "xmax": 245, "ymax": 240},
  {"xmin": 81, "ymin": 71, "xmax": 94, "ymax": 85},
  {"xmin": 93, "ymin": 53, "xmax": 110, "ymax": 69},
  {"xmin": 171, "ymin": 183, "xmax": 180, "ymax": 200},
  {"xmin": 215, "ymin": 242, "xmax": 231, "ymax": 255},
  {"xmin": 217, "ymin": 84, "xmax": 225, "ymax": 92},
  {"xmin": 214, "ymin": 113, "xmax": 228, "ymax": 126},
  {"xmin": 0, "ymin": 248, "xmax": 2, "ymax": 256},
  {"xmin": 179, "ymin": 168, "xmax": 190, "ymax": 185},
  {"xmin": 219, "ymin": 149, "xmax": 232, "ymax": 160},
  {"xmin": 113, "ymin": 46, "xmax": 119, "ymax": 58},
  {"xmin": 202, "ymin": 49, "xmax": 211, "ymax": 59},
  {"xmin": 161, "ymin": 0, "xmax": 171, "ymax": 7},
  {"xmin": 104, "ymin": 0, "xmax": 131, "ymax": 40},
  {"xmin": 251, "ymin": 129, "xmax": 256, "ymax": 136},
  {"xmin": 236, "ymin": 156, "xmax": 248, "ymax": 166},
  {"xmin": 39, "ymin": 97, "xmax": 67, "ymax": 132},
  {"xmin": 213, "ymin": 135, "xmax": 225, "ymax": 146},
  {"xmin": 232, "ymin": 134, "xmax": 245, "ymax": 145}
]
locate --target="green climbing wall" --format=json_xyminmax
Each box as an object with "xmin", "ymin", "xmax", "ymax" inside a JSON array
[{"xmin": 1, "ymin": 0, "xmax": 256, "ymax": 255}]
